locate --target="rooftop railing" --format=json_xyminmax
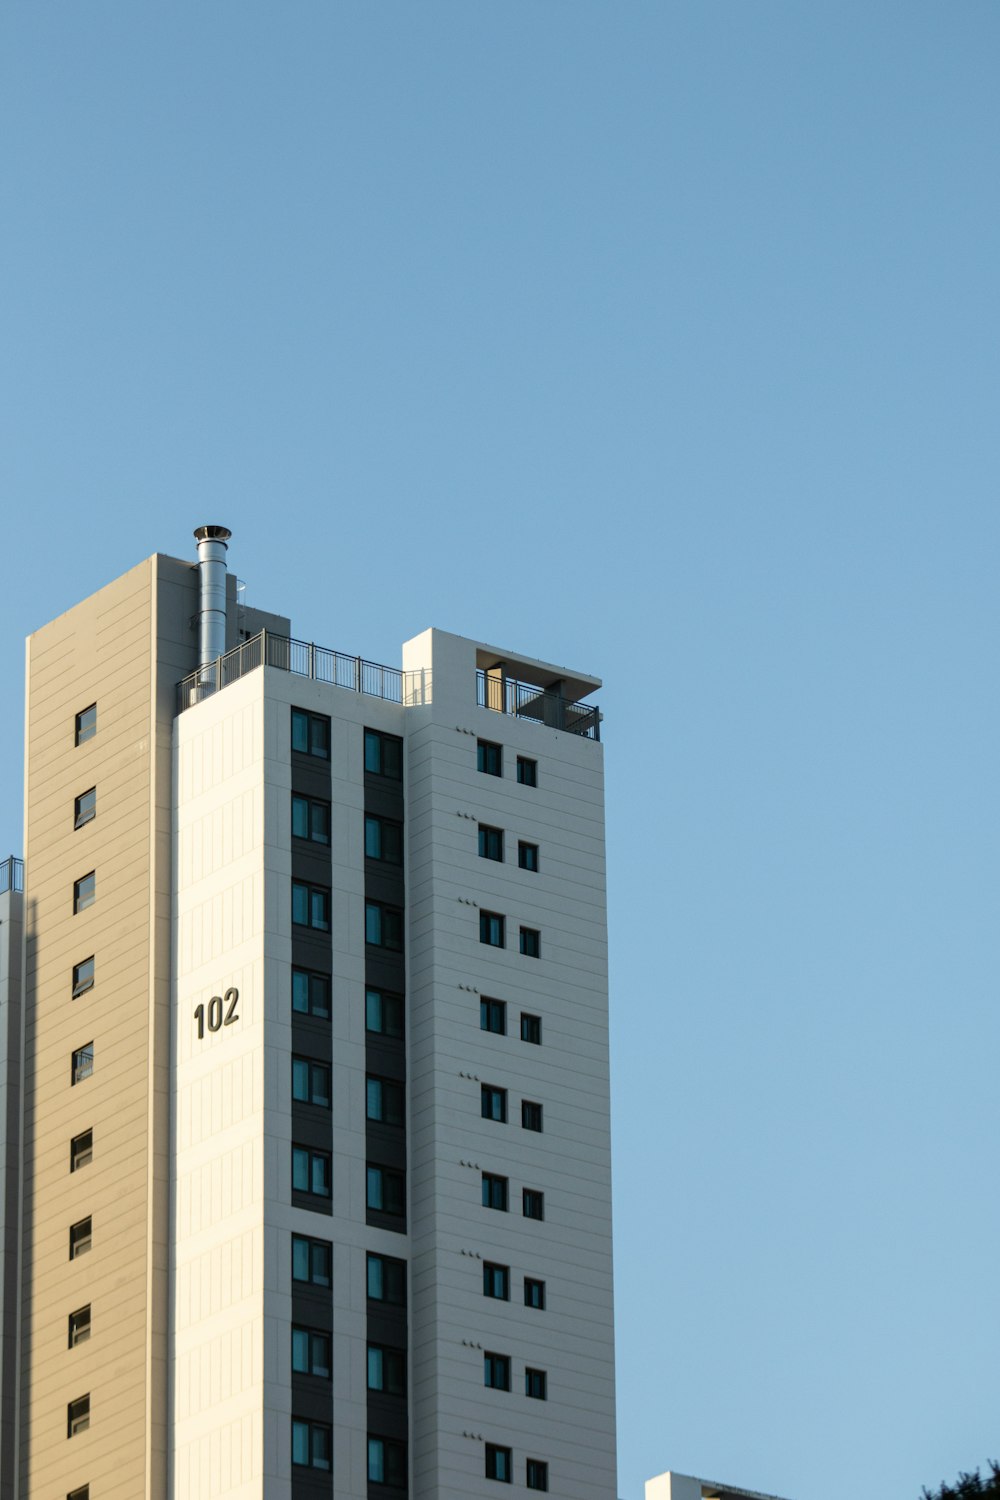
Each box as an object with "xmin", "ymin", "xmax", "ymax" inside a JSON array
[
  {"xmin": 0, "ymin": 856, "xmax": 24, "ymax": 895},
  {"xmin": 476, "ymin": 670, "xmax": 600, "ymax": 740}
]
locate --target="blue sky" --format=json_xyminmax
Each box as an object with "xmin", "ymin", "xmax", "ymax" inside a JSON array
[{"xmin": 1, "ymin": 5, "xmax": 997, "ymax": 1497}]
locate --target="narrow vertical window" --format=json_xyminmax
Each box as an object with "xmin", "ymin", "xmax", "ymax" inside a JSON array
[
  {"xmin": 74, "ymin": 788, "xmax": 96, "ymax": 829},
  {"xmin": 75, "ymin": 705, "xmax": 97, "ymax": 745}
]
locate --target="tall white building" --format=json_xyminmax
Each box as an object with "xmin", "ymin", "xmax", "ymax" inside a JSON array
[{"xmin": 3, "ymin": 528, "xmax": 616, "ymax": 1500}]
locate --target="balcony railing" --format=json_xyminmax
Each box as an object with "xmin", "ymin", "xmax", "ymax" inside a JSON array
[
  {"xmin": 177, "ymin": 630, "xmax": 418, "ymax": 714},
  {"xmin": 476, "ymin": 670, "xmax": 600, "ymax": 740},
  {"xmin": 0, "ymin": 856, "xmax": 24, "ymax": 895}
]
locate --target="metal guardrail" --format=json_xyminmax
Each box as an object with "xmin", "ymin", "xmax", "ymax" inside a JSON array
[
  {"xmin": 0, "ymin": 856, "xmax": 24, "ymax": 895},
  {"xmin": 177, "ymin": 630, "xmax": 406, "ymax": 714},
  {"xmin": 476, "ymin": 670, "xmax": 600, "ymax": 740}
]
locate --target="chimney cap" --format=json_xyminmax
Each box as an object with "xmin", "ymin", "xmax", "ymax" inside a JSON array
[{"xmin": 194, "ymin": 525, "xmax": 232, "ymax": 545}]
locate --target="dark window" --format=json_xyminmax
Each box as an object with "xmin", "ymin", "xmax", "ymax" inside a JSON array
[
  {"xmin": 483, "ymin": 1262, "xmax": 510, "ymax": 1299},
  {"xmin": 68, "ymin": 1305, "xmax": 91, "ymax": 1348},
  {"xmin": 521, "ymin": 1100, "xmax": 543, "ymax": 1132},
  {"xmin": 519, "ymin": 927, "xmax": 541, "ymax": 959},
  {"xmin": 480, "ymin": 997, "xmax": 506, "ymax": 1035},
  {"xmin": 366, "ymin": 901, "xmax": 403, "ymax": 951},
  {"xmin": 484, "ymin": 1351, "xmax": 511, "ymax": 1390},
  {"xmin": 68, "ymin": 1487, "xmax": 90, "ymax": 1500},
  {"xmin": 478, "ymin": 824, "xmax": 504, "ymax": 861},
  {"xmin": 73, "ymin": 873, "xmax": 95, "ymax": 914},
  {"xmin": 368, "ymin": 1436, "xmax": 407, "ymax": 1487},
  {"xmin": 292, "ymin": 1234, "xmax": 332, "ymax": 1287},
  {"xmin": 292, "ymin": 1418, "xmax": 331, "ymax": 1469},
  {"xmin": 67, "ymin": 1394, "xmax": 90, "ymax": 1437},
  {"xmin": 518, "ymin": 841, "xmax": 539, "ymax": 872},
  {"xmin": 292, "ymin": 968, "xmax": 331, "ymax": 1019},
  {"xmin": 364, "ymin": 728, "xmax": 403, "ymax": 780},
  {"xmin": 74, "ymin": 788, "xmax": 96, "ymax": 830},
  {"xmin": 524, "ymin": 1277, "xmax": 545, "ymax": 1310},
  {"xmin": 367, "ymin": 1076, "xmax": 405, "ymax": 1126},
  {"xmin": 366, "ymin": 988, "xmax": 404, "ymax": 1038},
  {"xmin": 291, "ymin": 708, "xmax": 330, "ymax": 759},
  {"xmin": 479, "ymin": 911, "xmax": 505, "ymax": 948},
  {"xmin": 367, "ymin": 1165, "xmax": 405, "ymax": 1217},
  {"xmin": 292, "ymin": 1145, "xmax": 331, "ymax": 1198},
  {"xmin": 482, "ymin": 1172, "xmax": 508, "ymax": 1211},
  {"xmin": 520, "ymin": 1012, "xmax": 542, "ymax": 1045},
  {"xmin": 527, "ymin": 1458, "xmax": 549, "ymax": 1491},
  {"xmin": 365, "ymin": 814, "xmax": 403, "ymax": 864},
  {"xmin": 292, "ymin": 1326, "xmax": 331, "ymax": 1378},
  {"xmin": 72, "ymin": 957, "xmax": 95, "ymax": 999},
  {"xmin": 70, "ymin": 1131, "xmax": 92, "ymax": 1173},
  {"xmin": 69, "ymin": 1217, "xmax": 92, "ymax": 1260},
  {"xmin": 367, "ymin": 1343, "xmax": 407, "ymax": 1395},
  {"xmin": 292, "ymin": 793, "xmax": 331, "ymax": 844},
  {"xmin": 481, "ymin": 1085, "xmax": 507, "ymax": 1123},
  {"xmin": 367, "ymin": 1252, "xmax": 407, "ymax": 1305},
  {"xmin": 486, "ymin": 1443, "xmax": 512, "ymax": 1483},
  {"xmin": 523, "ymin": 1188, "xmax": 545, "ymax": 1221},
  {"xmin": 292, "ymin": 1057, "xmax": 331, "ymax": 1108},
  {"xmin": 516, "ymin": 756, "xmax": 537, "ymax": 787},
  {"xmin": 525, "ymin": 1367, "xmax": 547, "ymax": 1400},
  {"xmin": 75, "ymin": 705, "xmax": 96, "ymax": 746},
  {"xmin": 71, "ymin": 1044, "xmax": 94, "ymax": 1086},
  {"xmin": 478, "ymin": 739, "xmax": 502, "ymax": 777},
  {"xmin": 292, "ymin": 881, "xmax": 330, "ymax": 931}
]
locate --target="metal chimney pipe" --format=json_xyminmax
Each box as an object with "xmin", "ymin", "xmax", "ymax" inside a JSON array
[{"xmin": 194, "ymin": 525, "xmax": 232, "ymax": 667}]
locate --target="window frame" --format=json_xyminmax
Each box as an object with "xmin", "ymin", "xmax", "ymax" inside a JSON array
[
  {"xmin": 67, "ymin": 1394, "xmax": 90, "ymax": 1437},
  {"xmin": 525, "ymin": 1367, "xmax": 547, "ymax": 1400},
  {"xmin": 367, "ymin": 1252, "xmax": 407, "ymax": 1305},
  {"xmin": 365, "ymin": 813, "xmax": 403, "ymax": 864},
  {"xmin": 291, "ymin": 1325, "xmax": 332, "ymax": 1379},
  {"xmin": 71, "ymin": 1043, "xmax": 94, "ymax": 1086},
  {"xmin": 521, "ymin": 1100, "xmax": 543, "ymax": 1132},
  {"xmin": 72, "ymin": 957, "xmax": 95, "ymax": 999},
  {"xmin": 364, "ymin": 728, "xmax": 403, "ymax": 780},
  {"xmin": 75, "ymin": 704, "xmax": 97, "ymax": 746},
  {"xmin": 292, "ymin": 1233, "xmax": 332, "ymax": 1288},
  {"xmin": 520, "ymin": 1012, "xmax": 542, "ymax": 1045},
  {"xmin": 527, "ymin": 1457, "xmax": 550, "ymax": 1491},
  {"xmin": 292, "ymin": 881, "xmax": 331, "ymax": 932},
  {"xmin": 481, "ymin": 1084, "xmax": 507, "ymax": 1124},
  {"xmin": 516, "ymin": 755, "xmax": 537, "ymax": 787},
  {"xmin": 69, "ymin": 1217, "xmax": 92, "ymax": 1260},
  {"xmin": 366, "ymin": 988, "xmax": 404, "ymax": 1038},
  {"xmin": 365, "ymin": 900, "xmax": 404, "ymax": 951},
  {"xmin": 70, "ymin": 1130, "xmax": 93, "ymax": 1173},
  {"xmin": 478, "ymin": 824, "xmax": 504, "ymax": 862},
  {"xmin": 291, "ymin": 792, "xmax": 331, "ymax": 845},
  {"xmin": 73, "ymin": 872, "xmax": 95, "ymax": 915},
  {"xmin": 484, "ymin": 1351, "xmax": 511, "ymax": 1391},
  {"xmin": 367, "ymin": 1434, "xmax": 407, "ymax": 1487},
  {"xmin": 68, "ymin": 1305, "xmax": 91, "ymax": 1348},
  {"xmin": 519, "ymin": 926, "xmax": 541, "ymax": 959},
  {"xmin": 292, "ymin": 967, "xmax": 331, "ymax": 1019},
  {"xmin": 292, "ymin": 1056, "xmax": 331, "ymax": 1109},
  {"xmin": 523, "ymin": 1188, "xmax": 545, "ymax": 1220},
  {"xmin": 477, "ymin": 739, "xmax": 502, "ymax": 777},
  {"xmin": 517, "ymin": 840, "xmax": 539, "ymax": 873},
  {"xmin": 486, "ymin": 1443, "xmax": 513, "ymax": 1483},
  {"xmin": 483, "ymin": 1261, "xmax": 510, "ymax": 1300},
  {"xmin": 292, "ymin": 1417, "xmax": 332, "ymax": 1470},
  {"xmin": 366, "ymin": 1075, "xmax": 405, "ymax": 1127},
  {"xmin": 524, "ymin": 1277, "xmax": 546, "ymax": 1310},
  {"xmin": 480, "ymin": 997, "xmax": 506, "ymax": 1035},
  {"xmin": 291, "ymin": 707, "xmax": 331, "ymax": 759},
  {"xmin": 367, "ymin": 1342, "xmax": 407, "ymax": 1396},
  {"xmin": 366, "ymin": 1163, "xmax": 406, "ymax": 1217},
  {"xmin": 482, "ymin": 1172, "xmax": 509, "ymax": 1212},
  {"xmin": 292, "ymin": 1144, "xmax": 331, "ymax": 1199},
  {"xmin": 479, "ymin": 910, "xmax": 505, "ymax": 948},
  {"xmin": 74, "ymin": 788, "xmax": 96, "ymax": 830}
]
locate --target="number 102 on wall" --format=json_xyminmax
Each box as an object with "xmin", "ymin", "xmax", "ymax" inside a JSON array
[{"xmin": 194, "ymin": 987, "xmax": 240, "ymax": 1039}]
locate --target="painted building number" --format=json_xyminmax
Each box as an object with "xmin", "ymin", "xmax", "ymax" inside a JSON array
[{"xmin": 193, "ymin": 987, "xmax": 240, "ymax": 1039}]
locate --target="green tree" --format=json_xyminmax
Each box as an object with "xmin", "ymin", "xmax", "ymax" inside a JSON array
[{"xmin": 922, "ymin": 1461, "xmax": 1000, "ymax": 1499}]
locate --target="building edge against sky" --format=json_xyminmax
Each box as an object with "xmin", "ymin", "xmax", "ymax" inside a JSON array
[{"xmin": 0, "ymin": 528, "xmax": 616, "ymax": 1498}]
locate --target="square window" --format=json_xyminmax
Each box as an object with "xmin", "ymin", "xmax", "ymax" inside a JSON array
[
  {"xmin": 477, "ymin": 739, "xmax": 502, "ymax": 776},
  {"xmin": 519, "ymin": 926, "xmax": 541, "ymax": 959},
  {"xmin": 292, "ymin": 968, "xmax": 331, "ymax": 1019},
  {"xmin": 365, "ymin": 814, "xmax": 403, "ymax": 864},
  {"xmin": 484, "ymin": 1351, "xmax": 511, "ymax": 1390},
  {"xmin": 520, "ymin": 1012, "xmax": 542, "ymax": 1045},
  {"xmin": 68, "ymin": 1305, "xmax": 91, "ymax": 1348},
  {"xmin": 74, "ymin": 788, "xmax": 96, "ymax": 830},
  {"xmin": 292, "ymin": 881, "xmax": 330, "ymax": 932},
  {"xmin": 71, "ymin": 1044, "xmax": 94, "ymax": 1086},
  {"xmin": 527, "ymin": 1457, "xmax": 549, "ymax": 1491},
  {"xmin": 525, "ymin": 1367, "xmax": 547, "ymax": 1400},
  {"xmin": 292, "ymin": 1325, "xmax": 331, "ymax": 1378},
  {"xmin": 291, "ymin": 708, "xmax": 330, "ymax": 759},
  {"xmin": 367, "ymin": 1252, "xmax": 407, "ymax": 1305},
  {"xmin": 478, "ymin": 824, "xmax": 504, "ymax": 861},
  {"xmin": 486, "ymin": 1443, "xmax": 512, "ymax": 1483},
  {"xmin": 292, "ymin": 793, "xmax": 331, "ymax": 844},
  {"xmin": 67, "ymin": 1394, "xmax": 90, "ymax": 1437},
  {"xmin": 364, "ymin": 728, "xmax": 403, "ymax": 779},
  {"xmin": 292, "ymin": 1233, "xmax": 332, "ymax": 1287},
  {"xmin": 479, "ymin": 911, "xmax": 505, "ymax": 948},
  {"xmin": 481, "ymin": 1084, "xmax": 507, "ymax": 1123},
  {"xmin": 480, "ymin": 997, "xmax": 506, "ymax": 1034},
  {"xmin": 523, "ymin": 1188, "xmax": 545, "ymax": 1220},
  {"xmin": 72, "ymin": 957, "xmax": 95, "ymax": 999},
  {"xmin": 524, "ymin": 1277, "xmax": 545, "ymax": 1310},
  {"xmin": 70, "ymin": 1130, "xmax": 93, "ymax": 1173},
  {"xmin": 366, "ymin": 901, "xmax": 403, "ymax": 951},
  {"xmin": 69, "ymin": 1217, "xmax": 92, "ymax": 1260},
  {"xmin": 368, "ymin": 1435, "xmax": 407, "ymax": 1487},
  {"xmin": 75, "ymin": 705, "xmax": 96, "ymax": 746},
  {"xmin": 367, "ymin": 1164, "xmax": 405, "ymax": 1218},
  {"xmin": 483, "ymin": 1261, "xmax": 510, "ymax": 1300},
  {"xmin": 73, "ymin": 873, "xmax": 95, "ymax": 914},
  {"xmin": 518, "ymin": 841, "xmax": 539, "ymax": 872},
  {"xmin": 366, "ymin": 1075, "xmax": 405, "ymax": 1126},
  {"xmin": 482, "ymin": 1172, "xmax": 508, "ymax": 1211},
  {"xmin": 516, "ymin": 756, "xmax": 537, "ymax": 787},
  {"xmin": 292, "ymin": 1145, "xmax": 331, "ymax": 1198},
  {"xmin": 367, "ymin": 1343, "xmax": 406, "ymax": 1395},
  {"xmin": 521, "ymin": 1100, "xmax": 543, "ymax": 1132},
  {"xmin": 292, "ymin": 1418, "xmax": 331, "ymax": 1470},
  {"xmin": 292, "ymin": 1057, "xmax": 331, "ymax": 1108},
  {"xmin": 366, "ymin": 988, "xmax": 404, "ymax": 1038}
]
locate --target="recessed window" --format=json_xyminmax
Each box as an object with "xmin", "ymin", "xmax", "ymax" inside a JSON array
[
  {"xmin": 482, "ymin": 1172, "xmax": 508, "ymax": 1211},
  {"xmin": 367, "ymin": 1252, "xmax": 407, "ymax": 1305},
  {"xmin": 366, "ymin": 988, "xmax": 404, "ymax": 1038},
  {"xmin": 292, "ymin": 1057, "xmax": 331, "ymax": 1108},
  {"xmin": 368, "ymin": 1435, "xmax": 407, "ymax": 1486},
  {"xmin": 523, "ymin": 1188, "xmax": 545, "ymax": 1221},
  {"xmin": 69, "ymin": 1217, "xmax": 92, "ymax": 1260},
  {"xmin": 292, "ymin": 1418, "xmax": 331, "ymax": 1470},
  {"xmin": 525, "ymin": 1367, "xmax": 547, "ymax": 1400},
  {"xmin": 480, "ymin": 997, "xmax": 506, "ymax": 1034},
  {"xmin": 478, "ymin": 824, "xmax": 504, "ymax": 861},
  {"xmin": 486, "ymin": 1443, "xmax": 512, "ymax": 1483},
  {"xmin": 518, "ymin": 841, "xmax": 539, "ymax": 873},
  {"xmin": 527, "ymin": 1457, "xmax": 549, "ymax": 1491},
  {"xmin": 71, "ymin": 1044, "xmax": 94, "ymax": 1086},
  {"xmin": 292, "ymin": 968, "xmax": 330, "ymax": 1019},
  {"xmin": 521, "ymin": 1100, "xmax": 543, "ymax": 1132},
  {"xmin": 479, "ymin": 911, "xmax": 505, "ymax": 948},
  {"xmin": 364, "ymin": 728, "xmax": 403, "ymax": 780},
  {"xmin": 524, "ymin": 1277, "xmax": 545, "ymax": 1310},
  {"xmin": 292, "ymin": 1233, "xmax": 332, "ymax": 1287},
  {"xmin": 367, "ymin": 1164, "xmax": 405, "ymax": 1218},
  {"xmin": 75, "ymin": 705, "xmax": 97, "ymax": 746},
  {"xmin": 516, "ymin": 756, "xmax": 537, "ymax": 787},
  {"xmin": 519, "ymin": 926, "xmax": 541, "ymax": 959},
  {"xmin": 73, "ymin": 873, "xmax": 95, "ymax": 914},
  {"xmin": 366, "ymin": 901, "xmax": 403, "ymax": 951},
  {"xmin": 481, "ymin": 1084, "xmax": 507, "ymax": 1123},
  {"xmin": 70, "ymin": 1130, "xmax": 93, "ymax": 1173},
  {"xmin": 365, "ymin": 814, "xmax": 403, "ymax": 864},
  {"xmin": 292, "ymin": 793, "xmax": 331, "ymax": 844},
  {"xmin": 291, "ymin": 708, "xmax": 330, "ymax": 759},
  {"xmin": 74, "ymin": 788, "xmax": 96, "ymax": 830},
  {"xmin": 292, "ymin": 881, "xmax": 330, "ymax": 932},
  {"xmin": 477, "ymin": 739, "xmax": 502, "ymax": 776},
  {"xmin": 292, "ymin": 1145, "xmax": 331, "ymax": 1199},
  {"xmin": 366, "ymin": 1075, "xmax": 405, "ymax": 1126},
  {"xmin": 67, "ymin": 1394, "xmax": 90, "ymax": 1437},
  {"xmin": 483, "ymin": 1261, "xmax": 510, "ymax": 1300},
  {"xmin": 367, "ymin": 1343, "xmax": 406, "ymax": 1395},
  {"xmin": 72, "ymin": 958, "xmax": 95, "ymax": 999},
  {"xmin": 68, "ymin": 1305, "xmax": 91, "ymax": 1348},
  {"xmin": 292, "ymin": 1326, "xmax": 331, "ymax": 1378},
  {"xmin": 520, "ymin": 1012, "xmax": 542, "ymax": 1045},
  {"xmin": 68, "ymin": 1486, "xmax": 90, "ymax": 1500},
  {"xmin": 484, "ymin": 1351, "xmax": 511, "ymax": 1390}
]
